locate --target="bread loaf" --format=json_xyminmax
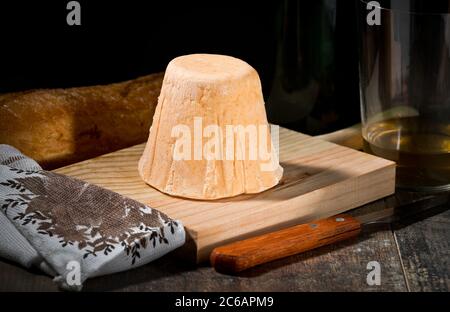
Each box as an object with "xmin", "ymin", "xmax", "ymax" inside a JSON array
[{"xmin": 0, "ymin": 73, "xmax": 163, "ymax": 169}]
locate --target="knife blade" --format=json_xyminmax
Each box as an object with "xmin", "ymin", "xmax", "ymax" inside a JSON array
[{"xmin": 210, "ymin": 191, "xmax": 450, "ymax": 274}]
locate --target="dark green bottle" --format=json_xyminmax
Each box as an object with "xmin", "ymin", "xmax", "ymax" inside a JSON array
[{"xmin": 266, "ymin": 0, "xmax": 360, "ymax": 135}]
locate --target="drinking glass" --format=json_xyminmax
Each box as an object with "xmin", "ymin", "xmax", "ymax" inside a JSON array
[{"xmin": 357, "ymin": 0, "xmax": 450, "ymax": 191}]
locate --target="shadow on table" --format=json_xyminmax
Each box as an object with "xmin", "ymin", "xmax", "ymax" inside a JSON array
[
  {"xmin": 239, "ymin": 198, "xmax": 450, "ymax": 278},
  {"xmin": 83, "ymin": 252, "xmax": 199, "ymax": 292},
  {"xmin": 235, "ymin": 228, "xmax": 378, "ymax": 278}
]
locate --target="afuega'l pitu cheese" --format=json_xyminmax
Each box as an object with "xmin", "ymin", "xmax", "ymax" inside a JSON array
[{"xmin": 138, "ymin": 54, "xmax": 283, "ymax": 199}]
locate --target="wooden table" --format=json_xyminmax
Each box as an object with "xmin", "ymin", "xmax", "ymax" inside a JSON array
[{"xmin": 0, "ymin": 191, "xmax": 448, "ymax": 292}]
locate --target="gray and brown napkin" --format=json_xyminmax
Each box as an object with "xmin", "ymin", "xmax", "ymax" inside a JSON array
[{"xmin": 0, "ymin": 144, "xmax": 185, "ymax": 291}]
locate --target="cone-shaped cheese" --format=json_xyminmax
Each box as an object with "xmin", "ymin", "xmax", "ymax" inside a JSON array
[{"xmin": 138, "ymin": 54, "xmax": 283, "ymax": 199}]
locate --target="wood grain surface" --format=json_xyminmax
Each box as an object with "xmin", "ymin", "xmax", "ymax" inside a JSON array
[
  {"xmin": 54, "ymin": 127, "xmax": 395, "ymax": 262},
  {"xmin": 210, "ymin": 214, "xmax": 361, "ymax": 273},
  {"xmin": 0, "ymin": 125, "xmax": 446, "ymax": 291},
  {"xmin": 0, "ymin": 125, "xmax": 447, "ymax": 291},
  {"xmin": 0, "ymin": 215, "xmax": 408, "ymax": 292},
  {"xmin": 394, "ymin": 208, "xmax": 450, "ymax": 291},
  {"xmin": 1, "ymin": 192, "xmax": 447, "ymax": 292}
]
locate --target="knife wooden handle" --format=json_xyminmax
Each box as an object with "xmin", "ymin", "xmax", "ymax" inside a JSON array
[{"xmin": 210, "ymin": 214, "xmax": 361, "ymax": 274}]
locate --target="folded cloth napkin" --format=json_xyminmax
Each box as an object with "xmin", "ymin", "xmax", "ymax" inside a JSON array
[{"xmin": 0, "ymin": 145, "xmax": 185, "ymax": 291}]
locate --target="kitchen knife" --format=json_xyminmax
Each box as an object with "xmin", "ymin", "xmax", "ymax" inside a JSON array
[{"xmin": 210, "ymin": 191, "xmax": 450, "ymax": 274}]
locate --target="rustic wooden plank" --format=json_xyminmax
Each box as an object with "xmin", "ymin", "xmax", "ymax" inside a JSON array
[
  {"xmin": 1, "ymin": 125, "xmax": 447, "ymax": 291},
  {"xmin": 394, "ymin": 205, "xmax": 450, "ymax": 292},
  {"xmin": 4, "ymin": 191, "xmax": 448, "ymax": 291},
  {"xmin": 80, "ymin": 224, "xmax": 405, "ymax": 291},
  {"xmin": 54, "ymin": 127, "xmax": 395, "ymax": 263},
  {"xmin": 0, "ymin": 260, "xmax": 57, "ymax": 292}
]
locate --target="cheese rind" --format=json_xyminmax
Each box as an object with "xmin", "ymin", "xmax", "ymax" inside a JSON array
[{"xmin": 138, "ymin": 54, "xmax": 283, "ymax": 200}]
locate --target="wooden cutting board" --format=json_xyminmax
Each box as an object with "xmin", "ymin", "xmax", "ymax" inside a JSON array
[{"xmin": 54, "ymin": 127, "xmax": 395, "ymax": 263}]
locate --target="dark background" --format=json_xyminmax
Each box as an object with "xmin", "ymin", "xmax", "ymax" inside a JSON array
[
  {"xmin": 2, "ymin": 1, "xmax": 450, "ymax": 132},
  {"xmin": 0, "ymin": 0, "xmax": 363, "ymax": 133},
  {"xmin": 0, "ymin": 0, "xmax": 279, "ymax": 94}
]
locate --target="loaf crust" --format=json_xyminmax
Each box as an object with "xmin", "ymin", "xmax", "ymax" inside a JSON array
[{"xmin": 0, "ymin": 73, "xmax": 163, "ymax": 169}]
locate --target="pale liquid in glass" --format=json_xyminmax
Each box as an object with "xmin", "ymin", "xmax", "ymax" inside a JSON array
[{"xmin": 363, "ymin": 116, "xmax": 450, "ymax": 191}]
